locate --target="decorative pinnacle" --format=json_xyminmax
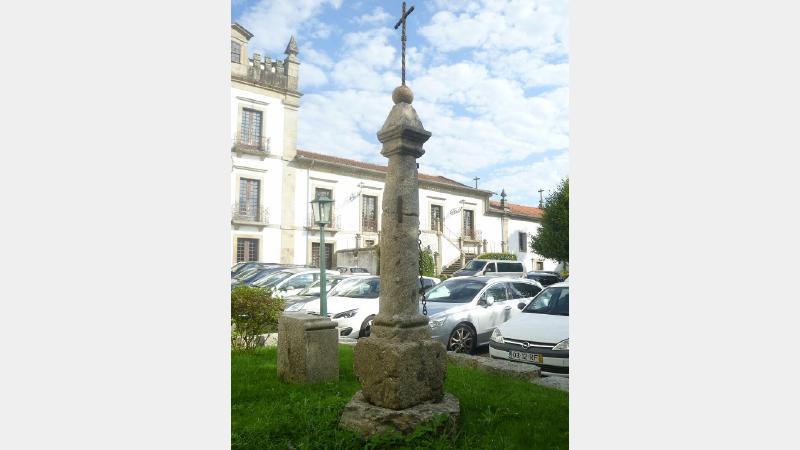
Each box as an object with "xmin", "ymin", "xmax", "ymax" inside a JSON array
[
  {"xmin": 501, "ymin": 189, "xmax": 507, "ymax": 198},
  {"xmin": 392, "ymin": 85, "xmax": 414, "ymax": 104},
  {"xmin": 285, "ymin": 35, "xmax": 298, "ymax": 55}
]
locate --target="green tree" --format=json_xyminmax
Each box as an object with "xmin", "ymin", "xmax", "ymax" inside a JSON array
[{"xmin": 531, "ymin": 178, "xmax": 569, "ymax": 264}]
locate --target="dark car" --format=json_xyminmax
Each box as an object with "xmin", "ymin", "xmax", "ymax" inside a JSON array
[{"xmin": 525, "ymin": 271, "xmax": 563, "ymax": 287}]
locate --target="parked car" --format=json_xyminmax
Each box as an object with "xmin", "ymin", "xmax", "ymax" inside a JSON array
[
  {"xmin": 488, "ymin": 281, "xmax": 569, "ymax": 374},
  {"xmin": 232, "ymin": 265, "xmax": 291, "ymax": 287},
  {"xmin": 424, "ymin": 276, "xmax": 544, "ymax": 354},
  {"xmin": 525, "ymin": 271, "xmax": 563, "ymax": 286},
  {"xmin": 337, "ymin": 266, "xmax": 371, "ymax": 275},
  {"xmin": 232, "ymin": 262, "xmax": 279, "ymax": 280},
  {"xmin": 451, "ymin": 260, "xmax": 526, "ymax": 278},
  {"xmin": 280, "ymin": 275, "xmax": 351, "ymax": 310},
  {"xmin": 252, "ymin": 268, "xmax": 339, "ymax": 298},
  {"xmin": 419, "ymin": 276, "xmax": 441, "ymax": 293},
  {"xmin": 286, "ymin": 275, "xmax": 381, "ymax": 339}
]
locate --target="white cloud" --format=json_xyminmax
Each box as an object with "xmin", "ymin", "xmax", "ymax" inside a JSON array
[
  {"xmin": 354, "ymin": 7, "xmax": 391, "ymax": 26},
  {"xmin": 299, "ymin": 62, "xmax": 328, "ymax": 89},
  {"xmin": 237, "ymin": 0, "xmax": 342, "ymax": 55}
]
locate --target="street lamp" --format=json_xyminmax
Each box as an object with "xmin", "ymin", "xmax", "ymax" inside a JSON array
[{"xmin": 310, "ymin": 195, "xmax": 334, "ymax": 316}]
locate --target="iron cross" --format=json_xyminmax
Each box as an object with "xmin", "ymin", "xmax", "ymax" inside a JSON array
[
  {"xmin": 473, "ymin": 176, "xmax": 480, "ymax": 189},
  {"xmin": 394, "ymin": 1, "xmax": 415, "ymax": 85}
]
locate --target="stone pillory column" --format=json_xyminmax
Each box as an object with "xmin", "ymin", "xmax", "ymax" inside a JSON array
[{"xmin": 340, "ymin": 84, "xmax": 458, "ymax": 440}]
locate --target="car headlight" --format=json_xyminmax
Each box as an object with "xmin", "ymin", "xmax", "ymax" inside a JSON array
[
  {"xmin": 285, "ymin": 303, "xmax": 304, "ymax": 312},
  {"xmin": 490, "ymin": 328, "xmax": 504, "ymax": 344},
  {"xmin": 428, "ymin": 318, "xmax": 446, "ymax": 329},
  {"xmin": 552, "ymin": 338, "xmax": 569, "ymax": 351},
  {"xmin": 333, "ymin": 308, "xmax": 358, "ymax": 319}
]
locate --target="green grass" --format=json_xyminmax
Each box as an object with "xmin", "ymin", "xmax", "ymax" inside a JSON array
[{"xmin": 232, "ymin": 345, "xmax": 568, "ymax": 449}]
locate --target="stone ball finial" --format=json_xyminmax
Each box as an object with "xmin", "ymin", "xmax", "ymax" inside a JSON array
[{"xmin": 392, "ymin": 85, "xmax": 414, "ymax": 104}]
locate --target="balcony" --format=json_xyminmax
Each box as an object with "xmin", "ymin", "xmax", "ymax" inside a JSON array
[
  {"xmin": 362, "ymin": 217, "xmax": 378, "ymax": 233},
  {"xmin": 232, "ymin": 203, "xmax": 269, "ymax": 228},
  {"xmin": 306, "ymin": 214, "xmax": 341, "ymax": 231},
  {"xmin": 231, "ymin": 132, "xmax": 270, "ymax": 158}
]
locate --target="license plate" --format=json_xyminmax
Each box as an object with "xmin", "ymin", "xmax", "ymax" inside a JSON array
[{"xmin": 508, "ymin": 350, "xmax": 543, "ymax": 364}]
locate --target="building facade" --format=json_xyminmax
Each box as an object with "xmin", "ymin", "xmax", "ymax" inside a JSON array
[{"xmin": 229, "ymin": 24, "xmax": 559, "ymax": 273}]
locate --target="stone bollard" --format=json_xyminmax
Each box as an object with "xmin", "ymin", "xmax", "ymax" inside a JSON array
[{"xmin": 277, "ymin": 313, "xmax": 339, "ymax": 384}]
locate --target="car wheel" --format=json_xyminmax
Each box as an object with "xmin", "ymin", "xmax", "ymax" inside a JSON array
[
  {"xmin": 358, "ymin": 315, "xmax": 375, "ymax": 338},
  {"xmin": 447, "ymin": 324, "xmax": 476, "ymax": 354}
]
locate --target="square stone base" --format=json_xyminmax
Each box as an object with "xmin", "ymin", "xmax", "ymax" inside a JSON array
[
  {"xmin": 353, "ymin": 336, "xmax": 446, "ymax": 409},
  {"xmin": 339, "ymin": 390, "xmax": 459, "ymax": 438},
  {"xmin": 277, "ymin": 313, "xmax": 339, "ymax": 384}
]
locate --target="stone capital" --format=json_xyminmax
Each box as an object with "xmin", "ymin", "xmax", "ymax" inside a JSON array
[{"xmin": 377, "ymin": 103, "xmax": 431, "ymax": 159}]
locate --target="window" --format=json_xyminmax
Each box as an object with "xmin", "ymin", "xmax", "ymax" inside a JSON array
[
  {"xmin": 523, "ymin": 287, "xmax": 569, "ymax": 316},
  {"xmin": 238, "ymin": 178, "xmax": 260, "ymax": 220},
  {"xmin": 314, "ymin": 187, "xmax": 332, "ymax": 200},
  {"xmin": 231, "ymin": 41, "xmax": 242, "ymax": 63},
  {"xmin": 462, "ymin": 210, "xmax": 475, "ymax": 239},
  {"xmin": 236, "ymin": 238, "xmax": 259, "ymax": 262},
  {"xmin": 365, "ymin": 239, "xmax": 375, "ymax": 247},
  {"xmin": 425, "ymin": 278, "xmax": 487, "ymax": 303},
  {"xmin": 240, "ymin": 108, "xmax": 263, "ymax": 148},
  {"xmin": 497, "ymin": 262, "xmax": 524, "ymax": 273},
  {"xmin": 483, "ymin": 263, "xmax": 496, "ymax": 273},
  {"xmin": 536, "ymin": 260, "xmax": 544, "ymax": 271},
  {"xmin": 283, "ymin": 274, "xmax": 314, "ymax": 290},
  {"xmin": 311, "ymin": 242, "xmax": 333, "ymax": 268},
  {"xmin": 519, "ymin": 232, "xmax": 527, "ymax": 252},
  {"xmin": 362, "ymin": 195, "xmax": 378, "ymax": 232},
  {"xmin": 430, "ymin": 205, "xmax": 443, "ymax": 232},
  {"xmin": 510, "ymin": 282, "xmax": 542, "ymax": 299},
  {"xmin": 483, "ymin": 283, "xmax": 508, "ymax": 302}
]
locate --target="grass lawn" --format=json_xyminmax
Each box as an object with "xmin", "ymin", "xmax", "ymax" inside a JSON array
[{"xmin": 232, "ymin": 345, "xmax": 568, "ymax": 449}]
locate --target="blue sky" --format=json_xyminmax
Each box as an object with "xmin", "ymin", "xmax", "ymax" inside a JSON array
[{"xmin": 232, "ymin": 0, "xmax": 568, "ymax": 207}]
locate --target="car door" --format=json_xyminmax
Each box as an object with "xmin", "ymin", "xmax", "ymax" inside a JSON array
[{"xmin": 473, "ymin": 282, "xmax": 511, "ymax": 343}]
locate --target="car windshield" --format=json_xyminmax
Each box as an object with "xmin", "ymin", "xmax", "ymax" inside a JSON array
[
  {"xmin": 523, "ymin": 287, "xmax": 569, "ymax": 316},
  {"xmin": 297, "ymin": 277, "xmax": 343, "ymax": 296},
  {"xmin": 328, "ymin": 278, "xmax": 380, "ymax": 298},
  {"xmin": 424, "ymin": 278, "xmax": 486, "ymax": 303},
  {"xmin": 350, "ymin": 268, "xmax": 368, "ymax": 273},
  {"xmin": 252, "ymin": 271, "xmax": 292, "ymax": 288},
  {"xmin": 463, "ymin": 260, "xmax": 485, "ymax": 271}
]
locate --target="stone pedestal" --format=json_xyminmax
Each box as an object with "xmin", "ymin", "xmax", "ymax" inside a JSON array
[
  {"xmin": 339, "ymin": 391, "xmax": 460, "ymax": 438},
  {"xmin": 354, "ymin": 337, "xmax": 446, "ymax": 409},
  {"xmin": 277, "ymin": 313, "xmax": 338, "ymax": 384}
]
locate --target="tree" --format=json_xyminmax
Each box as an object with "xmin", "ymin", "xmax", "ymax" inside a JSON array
[{"xmin": 531, "ymin": 178, "xmax": 568, "ymax": 264}]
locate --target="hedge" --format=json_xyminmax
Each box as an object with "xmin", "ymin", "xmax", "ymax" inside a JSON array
[{"xmin": 475, "ymin": 252, "xmax": 517, "ymax": 261}]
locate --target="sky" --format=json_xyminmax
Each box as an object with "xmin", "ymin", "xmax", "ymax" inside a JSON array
[{"xmin": 232, "ymin": 0, "xmax": 568, "ymax": 207}]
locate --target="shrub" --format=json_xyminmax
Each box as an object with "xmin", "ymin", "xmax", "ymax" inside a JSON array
[
  {"xmin": 476, "ymin": 252, "xmax": 517, "ymax": 261},
  {"xmin": 419, "ymin": 247, "xmax": 435, "ymax": 277},
  {"xmin": 231, "ymin": 285, "xmax": 284, "ymax": 350}
]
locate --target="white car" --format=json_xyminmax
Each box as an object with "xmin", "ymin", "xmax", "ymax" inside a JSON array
[
  {"xmin": 285, "ymin": 275, "xmax": 381, "ymax": 338},
  {"xmin": 488, "ymin": 281, "xmax": 569, "ymax": 375},
  {"xmin": 252, "ymin": 268, "xmax": 339, "ymax": 298}
]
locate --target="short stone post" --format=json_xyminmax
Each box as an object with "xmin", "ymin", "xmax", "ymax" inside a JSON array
[
  {"xmin": 277, "ymin": 313, "xmax": 339, "ymax": 384},
  {"xmin": 340, "ymin": 85, "xmax": 459, "ymax": 438}
]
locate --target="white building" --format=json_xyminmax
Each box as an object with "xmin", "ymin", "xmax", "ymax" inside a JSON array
[{"xmin": 229, "ymin": 24, "xmax": 560, "ymax": 273}]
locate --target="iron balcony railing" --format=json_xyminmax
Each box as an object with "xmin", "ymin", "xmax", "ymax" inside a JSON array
[
  {"xmin": 232, "ymin": 132, "xmax": 270, "ymax": 154},
  {"xmin": 362, "ymin": 217, "xmax": 378, "ymax": 232},
  {"xmin": 307, "ymin": 214, "xmax": 340, "ymax": 230},
  {"xmin": 232, "ymin": 203, "xmax": 269, "ymax": 224}
]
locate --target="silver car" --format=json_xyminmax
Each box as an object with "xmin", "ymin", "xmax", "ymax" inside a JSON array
[
  {"xmin": 451, "ymin": 259, "xmax": 526, "ymax": 278},
  {"xmin": 423, "ymin": 276, "xmax": 544, "ymax": 354}
]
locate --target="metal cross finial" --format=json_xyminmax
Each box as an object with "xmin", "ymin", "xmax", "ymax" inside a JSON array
[
  {"xmin": 394, "ymin": 1, "xmax": 415, "ymax": 85},
  {"xmin": 538, "ymin": 188, "xmax": 545, "ymax": 208},
  {"xmin": 473, "ymin": 176, "xmax": 480, "ymax": 189}
]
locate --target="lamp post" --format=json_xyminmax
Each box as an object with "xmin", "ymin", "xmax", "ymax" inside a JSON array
[{"xmin": 310, "ymin": 195, "xmax": 334, "ymax": 317}]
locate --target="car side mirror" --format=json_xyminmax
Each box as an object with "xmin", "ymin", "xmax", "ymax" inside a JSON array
[
  {"xmin": 517, "ymin": 302, "xmax": 526, "ymax": 310},
  {"xmin": 485, "ymin": 295, "xmax": 495, "ymax": 306}
]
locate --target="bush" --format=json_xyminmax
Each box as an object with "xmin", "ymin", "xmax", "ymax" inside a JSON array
[
  {"xmin": 231, "ymin": 285, "xmax": 284, "ymax": 350},
  {"xmin": 419, "ymin": 247, "xmax": 435, "ymax": 277},
  {"xmin": 476, "ymin": 252, "xmax": 517, "ymax": 261}
]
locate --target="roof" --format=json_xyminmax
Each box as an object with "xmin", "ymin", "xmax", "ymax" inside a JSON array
[
  {"xmin": 489, "ymin": 200, "xmax": 544, "ymax": 219},
  {"xmin": 231, "ymin": 23, "xmax": 254, "ymax": 40},
  {"xmin": 295, "ymin": 149, "xmax": 473, "ymax": 189}
]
